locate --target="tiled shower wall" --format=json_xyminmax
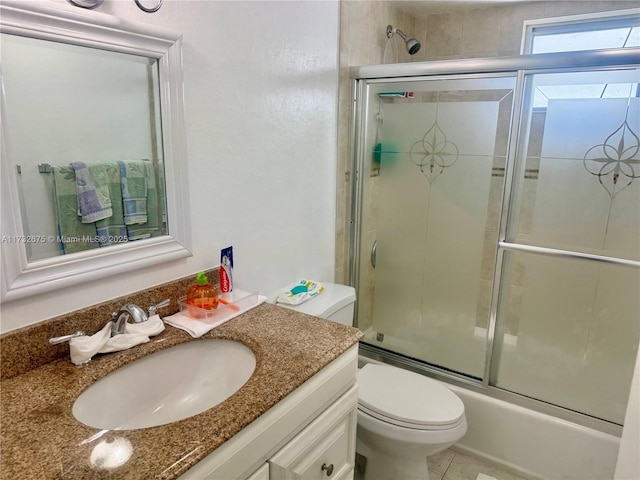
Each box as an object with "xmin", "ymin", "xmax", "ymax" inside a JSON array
[
  {"xmin": 336, "ymin": 1, "xmax": 418, "ymax": 285},
  {"xmin": 335, "ymin": 1, "xmax": 639, "ymax": 287}
]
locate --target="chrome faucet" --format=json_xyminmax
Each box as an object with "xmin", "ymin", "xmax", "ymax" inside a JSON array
[{"xmin": 111, "ymin": 299, "xmax": 169, "ymax": 336}]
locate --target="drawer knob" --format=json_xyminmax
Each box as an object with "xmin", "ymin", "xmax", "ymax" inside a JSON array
[{"xmin": 321, "ymin": 463, "xmax": 334, "ymax": 477}]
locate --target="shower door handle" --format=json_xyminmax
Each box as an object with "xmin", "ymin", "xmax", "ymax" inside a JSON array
[{"xmin": 371, "ymin": 240, "xmax": 377, "ymax": 268}]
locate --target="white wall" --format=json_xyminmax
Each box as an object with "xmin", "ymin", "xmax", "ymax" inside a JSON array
[
  {"xmin": 615, "ymin": 350, "xmax": 640, "ymax": 479},
  {"xmin": 0, "ymin": 0, "xmax": 340, "ymax": 333}
]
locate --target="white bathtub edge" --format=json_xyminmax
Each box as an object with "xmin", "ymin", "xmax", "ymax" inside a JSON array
[{"xmin": 447, "ymin": 383, "xmax": 620, "ymax": 480}]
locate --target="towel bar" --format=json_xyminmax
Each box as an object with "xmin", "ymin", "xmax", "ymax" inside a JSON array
[{"xmin": 38, "ymin": 163, "xmax": 53, "ymax": 174}]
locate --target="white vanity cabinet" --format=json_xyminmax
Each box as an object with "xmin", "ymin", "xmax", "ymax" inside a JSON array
[
  {"xmin": 247, "ymin": 463, "xmax": 270, "ymax": 480},
  {"xmin": 180, "ymin": 344, "xmax": 358, "ymax": 480},
  {"xmin": 269, "ymin": 386, "xmax": 357, "ymax": 480}
]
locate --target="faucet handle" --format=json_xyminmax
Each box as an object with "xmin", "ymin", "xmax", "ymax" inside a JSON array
[
  {"xmin": 148, "ymin": 298, "xmax": 170, "ymax": 316},
  {"xmin": 49, "ymin": 331, "xmax": 85, "ymax": 345}
]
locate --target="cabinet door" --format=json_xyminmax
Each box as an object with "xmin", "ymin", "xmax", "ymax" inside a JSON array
[
  {"xmin": 246, "ymin": 463, "xmax": 269, "ymax": 480},
  {"xmin": 269, "ymin": 386, "xmax": 357, "ymax": 480}
]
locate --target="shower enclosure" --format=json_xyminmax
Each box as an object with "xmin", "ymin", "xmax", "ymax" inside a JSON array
[{"xmin": 350, "ymin": 48, "xmax": 640, "ymax": 431}]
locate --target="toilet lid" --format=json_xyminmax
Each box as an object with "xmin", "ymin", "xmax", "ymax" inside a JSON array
[{"xmin": 357, "ymin": 364, "xmax": 464, "ymax": 428}]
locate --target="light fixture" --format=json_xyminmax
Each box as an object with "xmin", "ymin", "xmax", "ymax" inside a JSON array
[
  {"xmin": 386, "ymin": 24, "xmax": 421, "ymax": 55},
  {"xmin": 68, "ymin": 0, "xmax": 162, "ymax": 13}
]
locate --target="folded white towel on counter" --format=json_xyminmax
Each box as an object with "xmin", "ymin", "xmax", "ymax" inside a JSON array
[
  {"xmin": 162, "ymin": 312, "xmax": 216, "ymax": 338},
  {"xmin": 68, "ymin": 316, "xmax": 165, "ymax": 366},
  {"xmin": 69, "ymin": 322, "xmax": 113, "ymax": 366},
  {"xmin": 97, "ymin": 331, "xmax": 149, "ymax": 354},
  {"xmin": 126, "ymin": 314, "xmax": 165, "ymax": 336},
  {"xmin": 163, "ymin": 295, "xmax": 267, "ymax": 338}
]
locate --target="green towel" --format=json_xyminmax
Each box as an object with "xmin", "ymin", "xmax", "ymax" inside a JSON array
[
  {"xmin": 71, "ymin": 162, "xmax": 113, "ymax": 223},
  {"xmin": 156, "ymin": 160, "xmax": 167, "ymax": 231},
  {"xmin": 52, "ymin": 166, "xmax": 99, "ymax": 254},
  {"xmin": 95, "ymin": 162, "xmax": 128, "ymax": 246},
  {"xmin": 126, "ymin": 161, "xmax": 162, "ymax": 240},
  {"xmin": 118, "ymin": 160, "xmax": 148, "ymax": 225}
]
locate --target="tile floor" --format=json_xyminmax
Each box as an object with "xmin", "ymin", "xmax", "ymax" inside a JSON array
[
  {"xmin": 428, "ymin": 449, "xmax": 528, "ymax": 480},
  {"xmin": 356, "ymin": 448, "xmax": 529, "ymax": 480}
]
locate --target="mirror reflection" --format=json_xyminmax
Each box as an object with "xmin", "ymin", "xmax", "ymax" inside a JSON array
[{"xmin": 1, "ymin": 33, "xmax": 167, "ymax": 262}]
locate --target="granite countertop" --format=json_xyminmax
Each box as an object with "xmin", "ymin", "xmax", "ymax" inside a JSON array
[{"xmin": 0, "ymin": 303, "xmax": 362, "ymax": 479}]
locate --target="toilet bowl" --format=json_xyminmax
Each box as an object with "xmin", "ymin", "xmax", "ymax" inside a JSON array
[
  {"xmin": 356, "ymin": 363, "xmax": 467, "ymax": 479},
  {"xmin": 275, "ymin": 282, "xmax": 467, "ymax": 480}
]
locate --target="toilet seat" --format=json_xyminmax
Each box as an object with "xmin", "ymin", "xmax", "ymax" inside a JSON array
[{"xmin": 357, "ymin": 364, "xmax": 465, "ymax": 430}]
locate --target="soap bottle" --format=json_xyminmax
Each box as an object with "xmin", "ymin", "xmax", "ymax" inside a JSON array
[{"xmin": 186, "ymin": 272, "xmax": 218, "ymax": 317}]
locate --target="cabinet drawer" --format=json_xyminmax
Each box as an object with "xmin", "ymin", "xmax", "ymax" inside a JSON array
[{"xmin": 269, "ymin": 386, "xmax": 358, "ymax": 480}]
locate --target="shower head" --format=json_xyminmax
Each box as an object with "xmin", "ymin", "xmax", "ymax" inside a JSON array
[{"xmin": 386, "ymin": 24, "xmax": 421, "ymax": 55}]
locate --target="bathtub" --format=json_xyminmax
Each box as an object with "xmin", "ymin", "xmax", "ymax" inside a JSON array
[
  {"xmin": 358, "ymin": 355, "xmax": 621, "ymax": 480},
  {"xmin": 447, "ymin": 383, "xmax": 620, "ymax": 480}
]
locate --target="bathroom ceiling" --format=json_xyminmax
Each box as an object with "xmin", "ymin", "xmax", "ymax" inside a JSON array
[{"xmin": 394, "ymin": 0, "xmax": 536, "ymax": 16}]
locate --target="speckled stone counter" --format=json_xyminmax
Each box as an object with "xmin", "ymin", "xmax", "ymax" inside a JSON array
[{"xmin": 0, "ymin": 303, "xmax": 362, "ymax": 479}]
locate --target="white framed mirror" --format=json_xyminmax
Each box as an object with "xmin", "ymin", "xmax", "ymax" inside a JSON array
[{"xmin": 0, "ymin": 0, "xmax": 191, "ymax": 302}]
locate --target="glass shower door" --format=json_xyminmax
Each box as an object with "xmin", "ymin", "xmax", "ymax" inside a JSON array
[
  {"xmin": 353, "ymin": 50, "xmax": 640, "ymax": 428},
  {"xmin": 356, "ymin": 75, "xmax": 516, "ymax": 380},
  {"xmin": 492, "ymin": 67, "xmax": 640, "ymax": 424}
]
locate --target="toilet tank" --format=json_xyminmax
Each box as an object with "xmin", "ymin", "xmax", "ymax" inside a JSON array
[{"xmin": 278, "ymin": 282, "xmax": 356, "ymax": 326}]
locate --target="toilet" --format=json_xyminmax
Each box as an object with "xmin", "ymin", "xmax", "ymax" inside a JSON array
[{"xmin": 276, "ymin": 282, "xmax": 467, "ymax": 480}]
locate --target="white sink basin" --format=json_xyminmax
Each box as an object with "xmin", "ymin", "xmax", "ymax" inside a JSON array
[{"xmin": 72, "ymin": 339, "xmax": 256, "ymax": 430}]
